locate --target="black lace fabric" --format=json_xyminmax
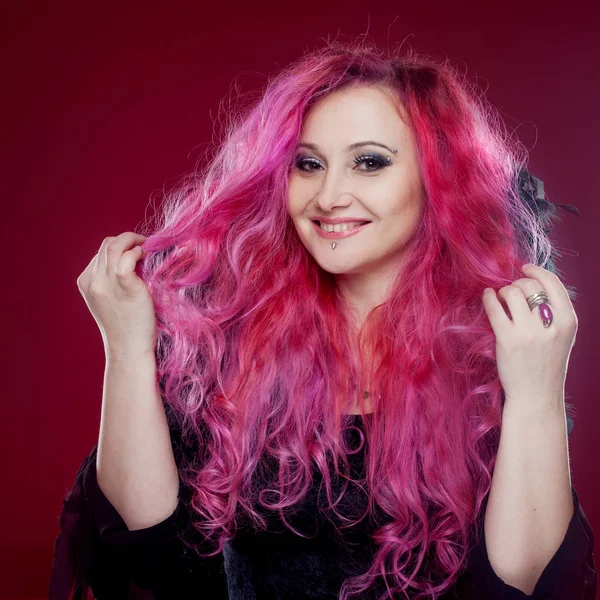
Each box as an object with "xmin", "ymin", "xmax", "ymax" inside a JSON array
[
  {"xmin": 48, "ymin": 403, "xmax": 228, "ymax": 600},
  {"xmin": 49, "ymin": 413, "xmax": 597, "ymax": 599}
]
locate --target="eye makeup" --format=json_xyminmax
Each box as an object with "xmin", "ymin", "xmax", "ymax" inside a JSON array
[{"xmin": 294, "ymin": 151, "xmax": 392, "ymax": 173}]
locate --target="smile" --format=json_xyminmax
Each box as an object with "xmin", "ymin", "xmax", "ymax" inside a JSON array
[{"xmin": 311, "ymin": 220, "xmax": 371, "ymax": 239}]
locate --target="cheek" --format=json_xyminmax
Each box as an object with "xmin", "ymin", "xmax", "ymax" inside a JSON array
[
  {"xmin": 286, "ymin": 195, "xmax": 308, "ymax": 237},
  {"xmin": 286, "ymin": 191, "xmax": 298, "ymax": 220},
  {"xmin": 286, "ymin": 179, "xmax": 303, "ymax": 216},
  {"xmin": 377, "ymin": 194, "xmax": 424, "ymax": 246},
  {"xmin": 387, "ymin": 181, "xmax": 425, "ymax": 218},
  {"xmin": 287, "ymin": 199, "xmax": 302, "ymax": 223},
  {"xmin": 287, "ymin": 185, "xmax": 312, "ymax": 222}
]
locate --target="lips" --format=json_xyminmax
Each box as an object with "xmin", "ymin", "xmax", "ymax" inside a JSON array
[
  {"xmin": 311, "ymin": 219, "xmax": 371, "ymax": 225},
  {"xmin": 311, "ymin": 219, "xmax": 371, "ymax": 239}
]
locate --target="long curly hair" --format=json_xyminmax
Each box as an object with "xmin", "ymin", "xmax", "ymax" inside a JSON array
[{"xmin": 136, "ymin": 39, "xmax": 578, "ymax": 599}]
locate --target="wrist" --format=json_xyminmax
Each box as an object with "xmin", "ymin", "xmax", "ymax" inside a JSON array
[
  {"xmin": 105, "ymin": 347, "xmax": 157, "ymax": 365},
  {"xmin": 502, "ymin": 396, "xmax": 566, "ymax": 425}
]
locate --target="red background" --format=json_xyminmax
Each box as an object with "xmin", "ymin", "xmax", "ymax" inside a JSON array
[{"xmin": 2, "ymin": 1, "xmax": 598, "ymax": 598}]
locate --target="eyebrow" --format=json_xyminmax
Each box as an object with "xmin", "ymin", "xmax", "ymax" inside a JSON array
[{"xmin": 296, "ymin": 140, "xmax": 397, "ymax": 154}]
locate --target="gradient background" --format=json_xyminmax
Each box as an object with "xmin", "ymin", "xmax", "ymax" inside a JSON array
[{"xmin": 2, "ymin": 1, "xmax": 598, "ymax": 598}]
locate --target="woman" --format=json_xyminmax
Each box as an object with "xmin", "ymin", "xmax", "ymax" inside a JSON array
[{"xmin": 49, "ymin": 40, "xmax": 597, "ymax": 599}]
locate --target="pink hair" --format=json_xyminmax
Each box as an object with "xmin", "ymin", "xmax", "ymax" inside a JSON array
[{"xmin": 136, "ymin": 39, "xmax": 569, "ymax": 599}]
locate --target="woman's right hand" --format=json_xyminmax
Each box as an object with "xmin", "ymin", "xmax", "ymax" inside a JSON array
[{"xmin": 77, "ymin": 232, "xmax": 157, "ymax": 359}]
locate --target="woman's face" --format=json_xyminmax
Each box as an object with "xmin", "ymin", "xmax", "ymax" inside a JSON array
[{"xmin": 287, "ymin": 85, "xmax": 425, "ymax": 278}]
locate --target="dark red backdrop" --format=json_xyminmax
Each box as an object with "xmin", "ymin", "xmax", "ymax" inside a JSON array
[{"xmin": 2, "ymin": 1, "xmax": 598, "ymax": 598}]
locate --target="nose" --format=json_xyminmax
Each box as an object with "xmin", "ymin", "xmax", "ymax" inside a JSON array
[{"xmin": 314, "ymin": 168, "xmax": 353, "ymax": 213}]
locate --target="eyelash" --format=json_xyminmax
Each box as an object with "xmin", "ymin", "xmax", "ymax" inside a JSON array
[{"xmin": 294, "ymin": 153, "xmax": 390, "ymax": 173}]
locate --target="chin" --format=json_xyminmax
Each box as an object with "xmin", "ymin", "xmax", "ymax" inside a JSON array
[
  {"xmin": 302, "ymin": 241, "xmax": 372, "ymax": 275},
  {"xmin": 316, "ymin": 259, "xmax": 367, "ymax": 276}
]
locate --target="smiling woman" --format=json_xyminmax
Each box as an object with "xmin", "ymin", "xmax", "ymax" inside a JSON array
[
  {"xmin": 50, "ymin": 38, "xmax": 596, "ymax": 600},
  {"xmin": 288, "ymin": 84, "xmax": 426, "ymax": 328}
]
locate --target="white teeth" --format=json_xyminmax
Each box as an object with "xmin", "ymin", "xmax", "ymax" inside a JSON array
[{"xmin": 319, "ymin": 221, "xmax": 366, "ymax": 232}]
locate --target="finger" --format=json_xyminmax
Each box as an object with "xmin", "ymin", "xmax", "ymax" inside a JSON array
[
  {"xmin": 520, "ymin": 264, "xmax": 573, "ymax": 314},
  {"xmin": 482, "ymin": 288, "xmax": 511, "ymax": 333},
  {"xmin": 95, "ymin": 236, "xmax": 117, "ymax": 275},
  {"xmin": 77, "ymin": 251, "xmax": 100, "ymax": 293},
  {"xmin": 507, "ymin": 278, "xmax": 552, "ymax": 326},
  {"xmin": 114, "ymin": 246, "xmax": 146, "ymax": 294},
  {"xmin": 105, "ymin": 232, "xmax": 147, "ymax": 276},
  {"xmin": 497, "ymin": 286, "xmax": 533, "ymax": 326}
]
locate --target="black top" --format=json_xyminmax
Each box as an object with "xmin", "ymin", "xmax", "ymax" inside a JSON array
[{"xmin": 49, "ymin": 414, "xmax": 597, "ymax": 599}]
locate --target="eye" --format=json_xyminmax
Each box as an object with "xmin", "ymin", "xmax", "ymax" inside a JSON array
[
  {"xmin": 294, "ymin": 156, "xmax": 322, "ymax": 172},
  {"xmin": 294, "ymin": 153, "xmax": 391, "ymax": 173},
  {"xmin": 353, "ymin": 153, "xmax": 390, "ymax": 172}
]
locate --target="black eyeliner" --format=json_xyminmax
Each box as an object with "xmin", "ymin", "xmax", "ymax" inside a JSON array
[{"xmin": 294, "ymin": 152, "xmax": 392, "ymax": 173}]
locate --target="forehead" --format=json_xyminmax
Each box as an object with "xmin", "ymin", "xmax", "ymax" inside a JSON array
[{"xmin": 300, "ymin": 85, "xmax": 409, "ymax": 142}]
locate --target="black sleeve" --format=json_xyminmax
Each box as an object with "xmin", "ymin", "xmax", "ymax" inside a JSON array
[
  {"xmin": 49, "ymin": 443, "xmax": 229, "ymax": 600},
  {"xmin": 468, "ymin": 484, "xmax": 598, "ymax": 599}
]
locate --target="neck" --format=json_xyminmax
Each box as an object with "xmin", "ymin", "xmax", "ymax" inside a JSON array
[{"xmin": 335, "ymin": 257, "xmax": 404, "ymax": 329}]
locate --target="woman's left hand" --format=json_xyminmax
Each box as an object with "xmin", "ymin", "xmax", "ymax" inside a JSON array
[{"xmin": 482, "ymin": 263, "xmax": 579, "ymax": 412}]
